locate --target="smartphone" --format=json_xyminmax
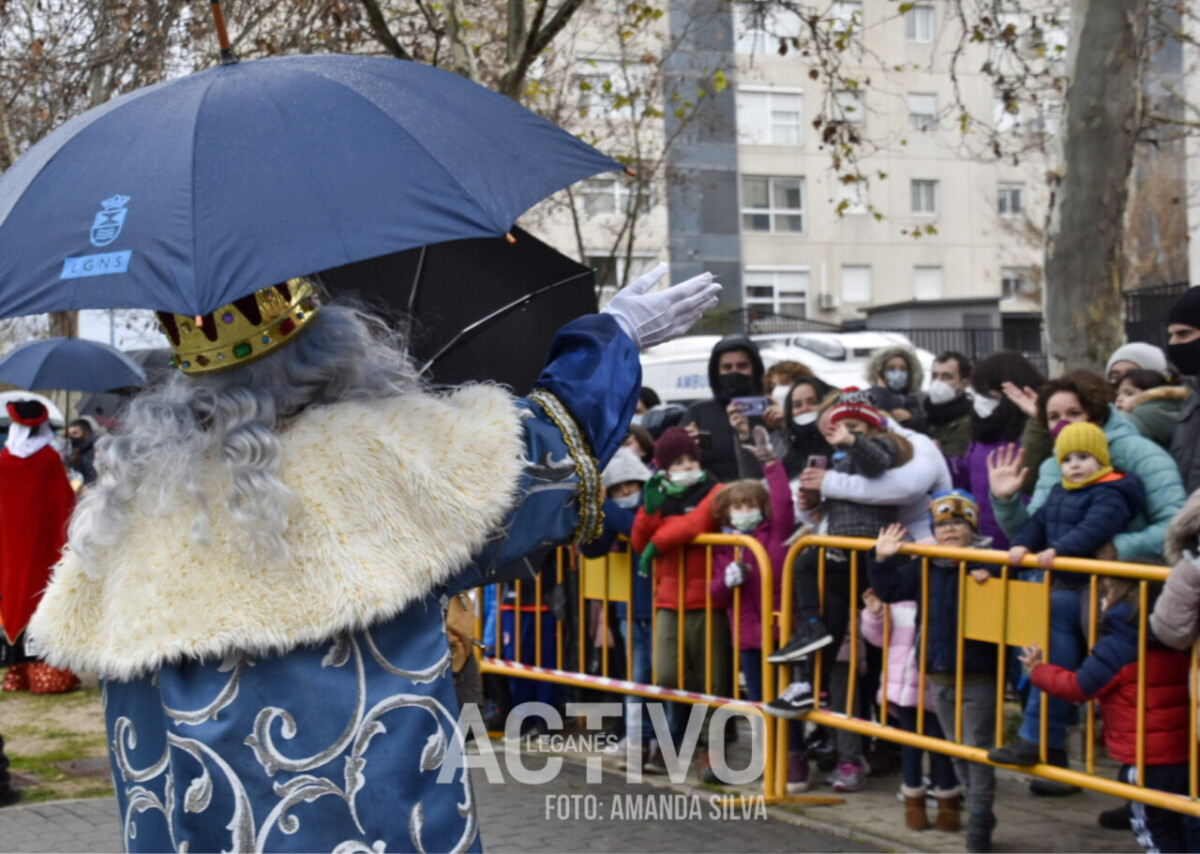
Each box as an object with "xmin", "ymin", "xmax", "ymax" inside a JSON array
[
  {"xmin": 731, "ymin": 396, "xmax": 771, "ymax": 417},
  {"xmin": 806, "ymin": 454, "xmax": 829, "ymax": 471},
  {"xmin": 696, "ymin": 430, "xmax": 712, "ymax": 452}
]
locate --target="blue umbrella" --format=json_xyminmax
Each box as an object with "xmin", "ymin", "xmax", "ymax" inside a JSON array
[
  {"xmin": 0, "ymin": 55, "xmax": 624, "ymax": 319},
  {"xmin": 0, "ymin": 338, "xmax": 146, "ymax": 393}
]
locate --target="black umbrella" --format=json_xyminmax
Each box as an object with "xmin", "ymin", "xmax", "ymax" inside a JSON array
[{"xmin": 320, "ymin": 227, "xmax": 597, "ymax": 391}]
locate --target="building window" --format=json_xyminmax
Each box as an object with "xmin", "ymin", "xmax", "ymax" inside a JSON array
[
  {"xmin": 911, "ymin": 179, "xmax": 938, "ymax": 215},
  {"xmin": 905, "ymin": 4, "xmax": 935, "ymax": 42},
  {"xmin": 831, "ymin": 1, "xmax": 862, "ymax": 35},
  {"xmin": 907, "ymin": 93, "xmax": 937, "ymax": 131},
  {"xmin": 741, "ymin": 176, "xmax": 804, "ymax": 233},
  {"xmin": 914, "ymin": 266, "xmax": 944, "ymax": 300},
  {"xmin": 837, "ymin": 178, "xmax": 869, "ymax": 214},
  {"xmin": 744, "ymin": 269, "xmax": 809, "ymax": 317},
  {"xmin": 834, "ymin": 90, "xmax": 865, "ymax": 125},
  {"xmin": 734, "ymin": 2, "xmax": 803, "ymax": 54},
  {"xmin": 737, "ymin": 88, "xmax": 803, "ymax": 146},
  {"xmin": 1035, "ymin": 99, "xmax": 1063, "ymax": 137},
  {"xmin": 841, "ymin": 265, "xmax": 872, "ymax": 303},
  {"xmin": 578, "ymin": 176, "xmax": 653, "ymax": 217},
  {"xmin": 998, "ymin": 183, "xmax": 1024, "ymax": 217},
  {"xmin": 575, "ymin": 58, "xmax": 648, "ymax": 117},
  {"xmin": 1001, "ymin": 266, "xmax": 1033, "ymax": 299}
]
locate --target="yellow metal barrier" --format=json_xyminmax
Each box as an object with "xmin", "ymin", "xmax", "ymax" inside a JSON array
[{"xmin": 785, "ymin": 534, "xmax": 1199, "ymax": 818}]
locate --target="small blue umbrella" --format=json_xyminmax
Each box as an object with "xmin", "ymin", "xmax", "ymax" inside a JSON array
[
  {"xmin": 0, "ymin": 54, "xmax": 624, "ymax": 319},
  {"xmin": 0, "ymin": 338, "xmax": 146, "ymax": 393}
]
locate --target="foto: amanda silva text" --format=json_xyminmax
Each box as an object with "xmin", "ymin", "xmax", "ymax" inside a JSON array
[{"xmin": 544, "ymin": 793, "xmax": 767, "ymax": 821}]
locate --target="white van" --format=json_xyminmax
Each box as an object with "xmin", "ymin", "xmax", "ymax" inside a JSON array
[{"xmin": 640, "ymin": 331, "xmax": 935, "ymax": 405}]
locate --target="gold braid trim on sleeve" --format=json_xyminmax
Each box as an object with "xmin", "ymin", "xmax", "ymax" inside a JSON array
[{"xmin": 528, "ymin": 389, "xmax": 605, "ymax": 544}]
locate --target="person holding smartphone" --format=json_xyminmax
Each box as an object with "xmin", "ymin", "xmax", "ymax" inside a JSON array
[{"xmin": 684, "ymin": 336, "xmax": 765, "ymax": 482}]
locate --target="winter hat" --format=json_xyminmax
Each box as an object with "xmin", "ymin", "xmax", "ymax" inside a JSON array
[
  {"xmin": 5, "ymin": 400, "xmax": 48, "ymax": 428},
  {"xmin": 1167, "ymin": 286, "xmax": 1200, "ymax": 330},
  {"xmin": 1105, "ymin": 342, "xmax": 1168, "ymax": 378},
  {"xmin": 827, "ymin": 387, "xmax": 886, "ymax": 430},
  {"xmin": 1054, "ymin": 421, "xmax": 1110, "ymax": 466},
  {"xmin": 603, "ymin": 446, "xmax": 653, "ymax": 489},
  {"xmin": 653, "ymin": 426, "xmax": 701, "ymax": 470},
  {"xmin": 929, "ymin": 489, "xmax": 979, "ymax": 531}
]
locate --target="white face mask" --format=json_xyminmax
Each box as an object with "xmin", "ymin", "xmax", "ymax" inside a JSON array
[
  {"xmin": 793, "ymin": 411, "xmax": 818, "ymax": 427},
  {"xmin": 668, "ymin": 468, "xmax": 704, "ymax": 488},
  {"xmin": 771, "ymin": 385, "xmax": 791, "ymax": 407},
  {"xmin": 631, "ymin": 413, "xmax": 645, "ymax": 426},
  {"xmin": 972, "ymin": 392, "xmax": 1001, "ymax": 419},
  {"xmin": 730, "ymin": 510, "xmax": 763, "ymax": 531},
  {"xmin": 927, "ymin": 380, "xmax": 959, "ymax": 406},
  {"xmin": 613, "ymin": 493, "xmax": 641, "ymax": 510}
]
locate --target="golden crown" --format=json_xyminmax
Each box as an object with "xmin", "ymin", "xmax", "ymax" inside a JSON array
[{"xmin": 156, "ymin": 278, "xmax": 321, "ymax": 375}]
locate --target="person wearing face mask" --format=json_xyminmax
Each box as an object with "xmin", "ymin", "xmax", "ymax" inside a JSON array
[
  {"xmin": 988, "ymin": 370, "xmax": 1184, "ymax": 568},
  {"xmin": 684, "ymin": 336, "xmax": 766, "ymax": 482},
  {"xmin": 948, "ymin": 352, "xmax": 1045, "ymax": 550},
  {"xmin": 925, "ymin": 352, "xmax": 973, "ymax": 459},
  {"xmin": 631, "ymin": 426, "xmax": 730, "ymax": 781},
  {"xmin": 866, "ymin": 345, "xmax": 929, "ymax": 434},
  {"xmin": 579, "ymin": 447, "xmax": 663, "ymax": 772},
  {"xmin": 730, "ymin": 376, "xmax": 834, "ymax": 481},
  {"xmin": 1166, "ymin": 287, "xmax": 1200, "ymax": 494},
  {"xmin": 64, "ymin": 419, "xmax": 98, "ymax": 486}
]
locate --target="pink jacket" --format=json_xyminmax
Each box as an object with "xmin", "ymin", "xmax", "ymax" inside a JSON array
[
  {"xmin": 711, "ymin": 461, "xmax": 794, "ymax": 651},
  {"xmin": 860, "ymin": 601, "xmax": 931, "ymax": 709}
]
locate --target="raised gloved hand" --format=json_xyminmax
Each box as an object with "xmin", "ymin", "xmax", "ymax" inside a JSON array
[
  {"xmin": 638, "ymin": 542, "xmax": 659, "ymax": 578},
  {"xmin": 724, "ymin": 561, "xmax": 746, "ymax": 588},
  {"xmin": 602, "ymin": 262, "xmax": 721, "ymax": 350},
  {"xmin": 741, "ymin": 425, "xmax": 777, "ymax": 465},
  {"xmin": 642, "ymin": 472, "xmax": 668, "ymax": 515}
]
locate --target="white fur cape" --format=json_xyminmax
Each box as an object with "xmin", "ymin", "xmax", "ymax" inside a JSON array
[{"xmin": 27, "ymin": 385, "xmax": 525, "ymax": 681}]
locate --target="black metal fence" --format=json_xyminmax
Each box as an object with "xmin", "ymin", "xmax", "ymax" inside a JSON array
[{"xmin": 1124, "ymin": 282, "xmax": 1189, "ymax": 352}]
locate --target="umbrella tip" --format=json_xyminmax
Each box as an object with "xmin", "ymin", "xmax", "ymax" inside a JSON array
[
  {"xmin": 625, "ymin": 167, "xmax": 637, "ymax": 177},
  {"xmin": 505, "ymin": 232, "xmax": 517, "ymax": 245}
]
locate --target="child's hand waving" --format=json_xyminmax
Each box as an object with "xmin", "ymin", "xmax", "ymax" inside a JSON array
[
  {"xmin": 874, "ymin": 522, "xmax": 908, "ymax": 560},
  {"xmin": 1018, "ymin": 643, "xmax": 1042, "ymax": 670},
  {"xmin": 826, "ymin": 421, "xmax": 855, "ymax": 448}
]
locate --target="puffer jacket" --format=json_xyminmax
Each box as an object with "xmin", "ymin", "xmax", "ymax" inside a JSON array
[
  {"xmin": 867, "ymin": 542, "xmax": 1001, "ymax": 676},
  {"xmin": 710, "ymin": 461, "xmax": 794, "ymax": 650},
  {"xmin": 1171, "ymin": 377, "xmax": 1200, "ymax": 495},
  {"xmin": 952, "ymin": 436, "xmax": 1025, "ymax": 549},
  {"xmin": 860, "ymin": 601, "xmax": 931, "ymax": 709},
  {"xmin": 684, "ymin": 336, "xmax": 765, "ymax": 483},
  {"xmin": 865, "ymin": 345, "xmax": 928, "ymax": 433},
  {"xmin": 1126, "ymin": 385, "xmax": 1186, "ymax": 451},
  {"xmin": 1149, "ymin": 488, "xmax": 1200, "ymax": 650},
  {"xmin": 992, "ymin": 406, "xmax": 1185, "ymax": 562},
  {"xmin": 1011, "ymin": 473, "xmax": 1146, "ymax": 578},
  {"xmin": 1031, "ymin": 601, "xmax": 1191, "ymax": 766},
  {"xmin": 632, "ymin": 477, "xmax": 722, "ymax": 611}
]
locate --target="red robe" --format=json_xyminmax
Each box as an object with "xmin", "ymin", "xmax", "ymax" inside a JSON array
[{"xmin": 0, "ymin": 445, "xmax": 74, "ymax": 644}]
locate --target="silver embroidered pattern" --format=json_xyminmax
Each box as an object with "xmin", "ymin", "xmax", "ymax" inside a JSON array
[
  {"xmin": 163, "ymin": 654, "xmax": 250, "ymax": 726},
  {"xmin": 527, "ymin": 389, "xmax": 603, "ymax": 543}
]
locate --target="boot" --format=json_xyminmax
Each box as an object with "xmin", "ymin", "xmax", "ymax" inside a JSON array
[
  {"xmin": 1029, "ymin": 746, "xmax": 1080, "ymax": 796},
  {"xmin": 934, "ymin": 787, "xmax": 962, "ymax": 832},
  {"xmin": 901, "ymin": 784, "xmax": 930, "ymax": 830},
  {"xmin": 966, "ymin": 809, "xmax": 996, "ymax": 853}
]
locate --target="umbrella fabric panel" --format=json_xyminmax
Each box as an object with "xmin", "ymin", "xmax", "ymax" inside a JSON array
[
  {"xmin": 0, "ymin": 338, "xmax": 146, "ymax": 393},
  {"xmin": 0, "ymin": 55, "xmax": 623, "ymax": 319}
]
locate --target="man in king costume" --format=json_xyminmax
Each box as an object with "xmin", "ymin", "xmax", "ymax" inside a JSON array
[
  {"xmin": 27, "ymin": 266, "xmax": 718, "ymax": 852},
  {"xmin": 0, "ymin": 399, "xmax": 77, "ymax": 694}
]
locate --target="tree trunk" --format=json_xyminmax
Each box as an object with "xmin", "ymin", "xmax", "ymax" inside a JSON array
[
  {"xmin": 48, "ymin": 311, "xmax": 77, "ymax": 339},
  {"xmin": 1043, "ymin": 0, "xmax": 1149, "ymax": 373}
]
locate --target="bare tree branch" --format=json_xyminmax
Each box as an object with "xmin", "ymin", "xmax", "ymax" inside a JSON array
[{"xmin": 358, "ymin": 0, "xmax": 415, "ymax": 61}]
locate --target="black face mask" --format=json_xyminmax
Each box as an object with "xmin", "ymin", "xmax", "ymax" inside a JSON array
[
  {"xmin": 1170, "ymin": 339, "xmax": 1200, "ymax": 377},
  {"xmin": 716, "ymin": 372, "xmax": 757, "ymax": 400},
  {"xmin": 69, "ymin": 436, "xmax": 84, "ymax": 449}
]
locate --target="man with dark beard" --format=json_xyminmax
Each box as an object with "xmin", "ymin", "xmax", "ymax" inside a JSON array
[{"xmin": 684, "ymin": 336, "xmax": 765, "ymax": 482}]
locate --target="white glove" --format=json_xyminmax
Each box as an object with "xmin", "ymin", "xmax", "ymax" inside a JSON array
[
  {"xmin": 602, "ymin": 262, "xmax": 721, "ymax": 350},
  {"xmin": 724, "ymin": 561, "xmax": 746, "ymax": 588}
]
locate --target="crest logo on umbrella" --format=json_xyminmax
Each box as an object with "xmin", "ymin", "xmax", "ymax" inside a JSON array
[{"xmin": 89, "ymin": 195, "xmax": 130, "ymax": 247}]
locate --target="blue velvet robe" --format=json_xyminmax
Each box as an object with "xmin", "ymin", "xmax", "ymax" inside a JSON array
[{"xmin": 103, "ymin": 315, "xmax": 639, "ymax": 853}]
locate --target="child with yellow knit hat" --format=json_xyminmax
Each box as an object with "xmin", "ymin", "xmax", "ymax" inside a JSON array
[{"xmin": 1008, "ymin": 422, "xmax": 1146, "ymax": 571}]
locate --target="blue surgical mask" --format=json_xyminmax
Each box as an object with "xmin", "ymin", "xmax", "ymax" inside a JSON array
[
  {"xmin": 613, "ymin": 493, "xmax": 641, "ymax": 510},
  {"xmin": 884, "ymin": 369, "xmax": 908, "ymax": 392},
  {"xmin": 730, "ymin": 510, "xmax": 763, "ymax": 531}
]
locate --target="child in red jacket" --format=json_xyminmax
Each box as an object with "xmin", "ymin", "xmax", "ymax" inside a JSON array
[
  {"xmin": 1021, "ymin": 578, "xmax": 1194, "ymax": 853},
  {"xmin": 632, "ymin": 426, "xmax": 727, "ymax": 782}
]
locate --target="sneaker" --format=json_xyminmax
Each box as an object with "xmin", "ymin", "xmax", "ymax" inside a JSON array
[
  {"xmin": 641, "ymin": 746, "xmax": 667, "ymax": 775},
  {"xmin": 987, "ymin": 738, "xmax": 1040, "ymax": 766},
  {"xmin": 764, "ymin": 681, "xmax": 815, "ymax": 718},
  {"xmin": 786, "ymin": 752, "xmax": 810, "ymax": 793},
  {"xmin": 602, "ymin": 737, "xmax": 628, "ymax": 755},
  {"xmin": 767, "ymin": 620, "xmax": 833, "ymax": 664},
  {"xmin": 696, "ymin": 748, "xmax": 720, "ymax": 784},
  {"xmin": 830, "ymin": 760, "xmax": 865, "ymax": 792}
]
